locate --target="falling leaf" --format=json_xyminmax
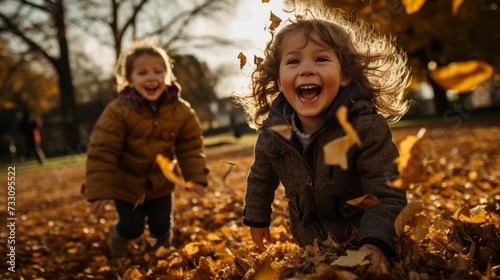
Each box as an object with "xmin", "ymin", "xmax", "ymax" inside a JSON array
[
  {"xmin": 221, "ymin": 161, "xmax": 236, "ymax": 182},
  {"xmin": 132, "ymin": 193, "xmax": 146, "ymax": 211},
  {"xmin": 452, "ymin": 0, "xmax": 464, "ymax": 15},
  {"xmin": 268, "ymin": 124, "xmax": 292, "ymax": 140},
  {"xmin": 323, "ymin": 106, "xmax": 361, "ymax": 170},
  {"xmin": 269, "ymin": 11, "xmax": 282, "ymax": 30},
  {"xmin": 156, "ymin": 154, "xmax": 194, "ymax": 189},
  {"xmin": 429, "ymin": 60, "xmax": 494, "ymax": 93},
  {"xmin": 262, "ymin": 0, "xmax": 270, "ymax": 2},
  {"xmin": 237, "ymin": 52, "xmax": 247, "ymax": 69},
  {"xmin": 390, "ymin": 128, "xmax": 427, "ymax": 189},
  {"xmin": 254, "ymin": 55, "xmax": 264, "ymax": 67},
  {"xmin": 401, "ymin": 0, "xmax": 427, "ymax": 14},
  {"xmin": 331, "ymin": 250, "xmax": 370, "ymax": 267},
  {"xmin": 346, "ymin": 194, "xmax": 380, "ymax": 209},
  {"xmin": 395, "ymin": 200, "xmax": 423, "ymax": 237}
]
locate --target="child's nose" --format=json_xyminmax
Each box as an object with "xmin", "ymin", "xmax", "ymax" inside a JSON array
[{"xmin": 299, "ymin": 62, "xmax": 316, "ymax": 76}]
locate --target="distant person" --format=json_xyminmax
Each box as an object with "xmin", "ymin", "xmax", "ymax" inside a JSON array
[
  {"xmin": 18, "ymin": 111, "xmax": 46, "ymax": 164},
  {"xmin": 233, "ymin": 2, "xmax": 411, "ymax": 274},
  {"xmin": 84, "ymin": 41, "xmax": 208, "ymax": 257}
]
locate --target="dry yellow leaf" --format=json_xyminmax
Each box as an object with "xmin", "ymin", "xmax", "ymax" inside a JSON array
[
  {"xmin": 429, "ymin": 60, "xmax": 494, "ymax": 93},
  {"xmin": 401, "ymin": 0, "xmax": 426, "ymax": 14},
  {"xmin": 123, "ymin": 267, "xmax": 143, "ymax": 280},
  {"xmin": 268, "ymin": 124, "xmax": 293, "ymax": 140},
  {"xmin": 132, "ymin": 193, "xmax": 146, "ymax": 211},
  {"xmin": 237, "ymin": 52, "xmax": 247, "ymax": 69},
  {"xmin": 395, "ymin": 200, "xmax": 423, "ymax": 237},
  {"xmin": 346, "ymin": 194, "xmax": 379, "ymax": 209},
  {"xmin": 183, "ymin": 242, "xmax": 200, "ymax": 256},
  {"xmin": 453, "ymin": 205, "xmax": 488, "ymax": 223},
  {"xmin": 331, "ymin": 250, "xmax": 370, "ymax": 267},
  {"xmin": 452, "ymin": 0, "xmax": 465, "ymax": 15},
  {"xmin": 156, "ymin": 154, "xmax": 194, "ymax": 189},
  {"xmin": 390, "ymin": 128, "xmax": 427, "ymax": 189},
  {"xmin": 323, "ymin": 106, "xmax": 361, "ymax": 170},
  {"xmin": 269, "ymin": 11, "xmax": 282, "ymax": 30}
]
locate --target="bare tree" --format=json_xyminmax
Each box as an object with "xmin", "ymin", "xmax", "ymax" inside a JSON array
[
  {"xmin": 0, "ymin": 0, "xmax": 237, "ymax": 154},
  {"xmin": 72, "ymin": 0, "xmax": 237, "ymax": 62},
  {"xmin": 0, "ymin": 0, "xmax": 80, "ymax": 151}
]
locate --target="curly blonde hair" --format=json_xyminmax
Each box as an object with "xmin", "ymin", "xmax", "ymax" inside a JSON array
[
  {"xmin": 114, "ymin": 41, "xmax": 176, "ymax": 92},
  {"xmin": 233, "ymin": 1, "xmax": 411, "ymax": 129}
]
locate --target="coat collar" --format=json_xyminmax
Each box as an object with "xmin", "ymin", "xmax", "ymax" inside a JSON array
[{"xmin": 119, "ymin": 82, "xmax": 181, "ymax": 107}]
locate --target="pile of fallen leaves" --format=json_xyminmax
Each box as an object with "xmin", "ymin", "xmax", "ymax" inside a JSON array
[{"xmin": 1, "ymin": 117, "xmax": 499, "ymax": 280}]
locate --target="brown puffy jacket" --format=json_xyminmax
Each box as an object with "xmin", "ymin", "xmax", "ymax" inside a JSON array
[
  {"xmin": 243, "ymin": 87, "xmax": 406, "ymax": 257},
  {"xmin": 85, "ymin": 84, "xmax": 208, "ymax": 204}
]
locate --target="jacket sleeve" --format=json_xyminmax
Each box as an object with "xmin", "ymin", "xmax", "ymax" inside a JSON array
[
  {"xmin": 354, "ymin": 113, "xmax": 407, "ymax": 257},
  {"xmin": 243, "ymin": 132, "xmax": 281, "ymax": 227},
  {"xmin": 85, "ymin": 101, "xmax": 126, "ymax": 201},
  {"xmin": 174, "ymin": 102, "xmax": 208, "ymax": 185}
]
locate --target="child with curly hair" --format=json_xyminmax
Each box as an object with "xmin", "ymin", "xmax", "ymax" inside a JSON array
[{"xmin": 234, "ymin": 2, "xmax": 411, "ymax": 272}]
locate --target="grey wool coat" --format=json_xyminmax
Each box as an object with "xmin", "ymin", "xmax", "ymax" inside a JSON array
[{"xmin": 243, "ymin": 85, "xmax": 407, "ymax": 257}]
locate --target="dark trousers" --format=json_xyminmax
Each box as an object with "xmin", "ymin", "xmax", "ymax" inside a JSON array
[{"xmin": 113, "ymin": 195, "xmax": 173, "ymax": 241}]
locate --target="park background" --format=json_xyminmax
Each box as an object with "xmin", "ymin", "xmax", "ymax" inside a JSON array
[
  {"xmin": 0, "ymin": 0, "xmax": 499, "ymax": 162},
  {"xmin": 1, "ymin": 0, "xmax": 500, "ymax": 279}
]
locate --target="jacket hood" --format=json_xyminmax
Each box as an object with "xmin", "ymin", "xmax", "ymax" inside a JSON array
[{"xmin": 119, "ymin": 81, "xmax": 181, "ymax": 107}]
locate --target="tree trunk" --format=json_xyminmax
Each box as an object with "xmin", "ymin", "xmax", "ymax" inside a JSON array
[{"xmin": 54, "ymin": 0, "xmax": 80, "ymax": 152}]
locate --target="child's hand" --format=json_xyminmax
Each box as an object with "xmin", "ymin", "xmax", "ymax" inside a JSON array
[
  {"xmin": 358, "ymin": 244, "xmax": 389, "ymax": 275},
  {"xmin": 192, "ymin": 183, "xmax": 206, "ymax": 197},
  {"xmin": 89, "ymin": 199, "xmax": 112, "ymax": 215},
  {"xmin": 250, "ymin": 227, "xmax": 272, "ymax": 251}
]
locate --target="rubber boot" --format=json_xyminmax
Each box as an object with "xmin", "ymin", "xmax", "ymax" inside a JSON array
[{"xmin": 109, "ymin": 225, "xmax": 128, "ymax": 257}]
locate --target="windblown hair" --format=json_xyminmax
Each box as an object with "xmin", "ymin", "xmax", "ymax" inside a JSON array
[
  {"xmin": 114, "ymin": 40, "xmax": 176, "ymax": 92},
  {"xmin": 233, "ymin": 1, "xmax": 411, "ymax": 129}
]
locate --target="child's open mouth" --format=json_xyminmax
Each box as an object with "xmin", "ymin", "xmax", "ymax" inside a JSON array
[
  {"xmin": 297, "ymin": 85, "xmax": 321, "ymax": 101},
  {"xmin": 145, "ymin": 86, "xmax": 159, "ymax": 94}
]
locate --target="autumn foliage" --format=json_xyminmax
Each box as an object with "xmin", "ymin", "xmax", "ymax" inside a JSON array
[{"xmin": 1, "ymin": 116, "xmax": 499, "ymax": 280}]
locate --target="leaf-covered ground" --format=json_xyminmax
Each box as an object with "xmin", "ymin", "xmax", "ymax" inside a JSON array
[{"xmin": 1, "ymin": 116, "xmax": 499, "ymax": 280}]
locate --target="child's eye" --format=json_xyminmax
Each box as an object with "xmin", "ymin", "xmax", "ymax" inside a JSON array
[
  {"xmin": 286, "ymin": 59, "xmax": 299, "ymax": 65},
  {"xmin": 316, "ymin": 57, "xmax": 330, "ymax": 62}
]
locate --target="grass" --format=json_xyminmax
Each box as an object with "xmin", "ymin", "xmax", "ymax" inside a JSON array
[{"xmin": 1, "ymin": 132, "xmax": 258, "ymax": 172}]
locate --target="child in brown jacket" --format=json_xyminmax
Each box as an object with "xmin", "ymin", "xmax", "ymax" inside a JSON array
[
  {"xmin": 234, "ymin": 2, "xmax": 410, "ymax": 272},
  {"xmin": 85, "ymin": 41, "xmax": 208, "ymax": 256}
]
